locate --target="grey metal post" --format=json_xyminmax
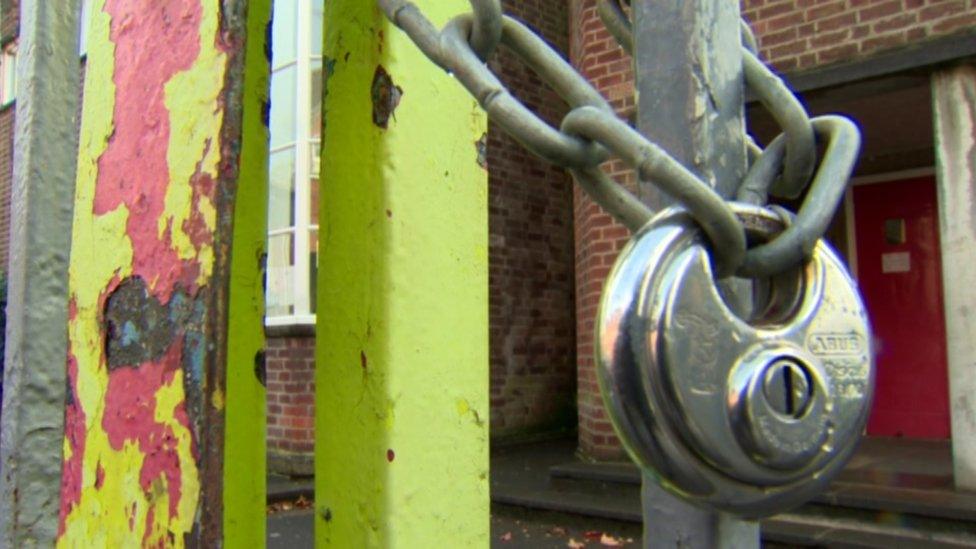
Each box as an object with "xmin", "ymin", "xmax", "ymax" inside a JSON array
[
  {"xmin": 632, "ymin": 1, "xmax": 760, "ymax": 547},
  {"xmin": 0, "ymin": 1, "xmax": 81, "ymax": 546}
]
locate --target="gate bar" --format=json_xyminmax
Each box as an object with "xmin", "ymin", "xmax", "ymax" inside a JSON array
[
  {"xmin": 315, "ymin": 1, "xmax": 490, "ymax": 545},
  {"xmin": 632, "ymin": 1, "xmax": 761, "ymax": 547},
  {"xmin": 0, "ymin": 1, "xmax": 80, "ymax": 545}
]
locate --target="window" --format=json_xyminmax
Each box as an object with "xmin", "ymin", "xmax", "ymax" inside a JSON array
[
  {"xmin": 266, "ymin": 0, "xmax": 324, "ymax": 325},
  {"xmin": 1, "ymin": 42, "xmax": 16, "ymax": 106},
  {"xmin": 79, "ymin": 0, "xmax": 92, "ymax": 57}
]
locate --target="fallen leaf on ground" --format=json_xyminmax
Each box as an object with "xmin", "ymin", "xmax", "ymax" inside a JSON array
[
  {"xmin": 600, "ymin": 533, "xmax": 623, "ymax": 547},
  {"xmin": 567, "ymin": 538, "xmax": 586, "ymax": 548},
  {"xmin": 500, "ymin": 532, "xmax": 513, "ymax": 542},
  {"xmin": 583, "ymin": 530, "xmax": 603, "ymax": 540},
  {"xmin": 548, "ymin": 526, "xmax": 568, "ymax": 537}
]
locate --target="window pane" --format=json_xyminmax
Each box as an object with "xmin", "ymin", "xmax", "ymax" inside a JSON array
[
  {"xmin": 309, "ymin": 171, "xmax": 319, "ymax": 226},
  {"xmin": 267, "ymin": 232, "xmax": 296, "ymax": 317},
  {"xmin": 269, "ymin": 65, "xmax": 297, "ymax": 149},
  {"xmin": 2, "ymin": 48, "xmax": 16, "ymax": 105},
  {"xmin": 79, "ymin": 0, "xmax": 92, "ymax": 56},
  {"xmin": 272, "ymin": 0, "xmax": 297, "ymax": 68},
  {"xmin": 309, "ymin": 229, "xmax": 318, "ymax": 314},
  {"xmin": 311, "ymin": 59, "xmax": 322, "ymax": 140},
  {"xmin": 268, "ymin": 149, "xmax": 296, "ymax": 231},
  {"xmin": 311, "ymin": 1, "xmax": 324, "ymax": 57}
]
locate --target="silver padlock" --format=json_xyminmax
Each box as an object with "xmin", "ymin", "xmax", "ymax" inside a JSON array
[{"xmin": 596, "ymin": 203, "xmax": 874, "ymax": 518}]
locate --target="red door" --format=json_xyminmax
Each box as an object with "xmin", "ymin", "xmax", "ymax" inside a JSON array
[{"xmin": 853, "ymin": 176, "xmax": 950, "ymax": 439}]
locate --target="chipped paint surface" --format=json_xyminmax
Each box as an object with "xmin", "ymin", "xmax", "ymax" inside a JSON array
[{"xmin": 58, "ymin": 1, "xmax": 230, "ymax": 545}]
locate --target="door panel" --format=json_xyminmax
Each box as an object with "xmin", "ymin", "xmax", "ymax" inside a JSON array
[{"xmin": 853, "ymin": 176, "xmax": 949, "ymax": 439}]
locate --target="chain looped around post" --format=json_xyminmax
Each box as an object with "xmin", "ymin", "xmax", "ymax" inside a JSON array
[
  {"xmin": 737, "ymin": 116, "xmax": 861, "ymax": 277},
  {"xmin": 561, "ymin": 106, "xmax": 746, "ymax": 275},
  {"xmin": 380, "ymin": 0, "xmax": 861, "ymax": 278},
  {"xmin": 468, "ymin": 0, "xmax": 503, "ymax": 60},
  {"xmin": 596, "ymin": 0, "xmax": 819, "ymax": 203},
  {"xmin": 597, "ymin": 0, "xmax": 633, "ymax": 54}
]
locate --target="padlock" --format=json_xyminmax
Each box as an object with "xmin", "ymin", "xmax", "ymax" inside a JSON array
[{"xmin": 596, "ymin": 203, "xmax": 874, "ymax": 519}]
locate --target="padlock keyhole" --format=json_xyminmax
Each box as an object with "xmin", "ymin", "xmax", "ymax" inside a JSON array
[{"xmin": 763, "ymin": 359, "xmax": 813, "ymax": 419}]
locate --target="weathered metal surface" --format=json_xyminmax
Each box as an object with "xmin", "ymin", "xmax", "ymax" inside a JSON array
[
  {"xmin": 0, "ymin": 1, "xmax": 81, "ymax": 546},
  {"xmin": 55, "ymin": 0, "xmax": 266, "ymax": 545},
  {"xmin": 634, "ymin": 1, "xmax": 746, "ymax": 203},
  {"xmin": 932, "ymin": 63, "xmax": 976, "ymax": 491},
  {"xmin": 632, "ymin": 0, "xmax": 760, "ymax": 545},
  {"xmin": 316, "ymin": 0, "xmax": 489, "ymax": 545}
]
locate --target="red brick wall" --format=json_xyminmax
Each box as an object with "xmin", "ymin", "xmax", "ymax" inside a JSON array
[
  {"xmin": 266, "ymin": 334, "xmax": 315, "ymax": 475},
  {"xmin": 0, "ymin": 105, "xmax": 12, "ymax": 272},
  {"xmin": 569, "ymin": 0, "xmax": 635, "ymax": 460},
  {"xmin": 743, "ymin": 0, "xmax": 976, "ymax": 72},
  {"xmin": 570, "ymin": 0, "xmax": 975, "ymax": 460},
  {"xmin": 1, "ymin": 0, "xmax": 17, "ymax": 44},
  {"xmin": 487, "ymin": 0, "xmax": 579, "ymax": 440},
  {"xmin": 0, "ymin": 0, "xmax": 16, "ymax": 274}
]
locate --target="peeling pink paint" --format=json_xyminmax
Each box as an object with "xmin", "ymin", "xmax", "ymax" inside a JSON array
[
  {"xmin": 59, "ymin": 0, "xmax": 244, "ymax": 540},
  {"xmin": 95, "ymin": 462, "xmax": 105, "ymax": 490},
  {"xmin": 93, "ymin": 0, "xmax": 209, "ymax": 302},
  {"xmin": 57, "ymin": 349, "xmax": 86, "ymax": 537},
  {"xmin": 61, "ymin": 0, "xmax": 215, "ymax": 532},
  {"xmin": 59, "ymin": 276, "xmax": 119, "ymax": 534},
  {"xmin": 102, "ymin": 341, "xmax": 186, "ymax": 521},
  {"xmin": 142, "ymin": 505, "xmax": 156, "ymax": 547},
  {"xmin": 67, "ymin": 297, "xmax": 78, "ymax": 321},
  {"xmin": 182, "ymin": 141, "xmax": 217, "ymax": 252}
]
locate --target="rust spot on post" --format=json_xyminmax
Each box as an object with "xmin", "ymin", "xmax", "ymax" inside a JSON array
[
  {"xmin": 475, "ymin": 133, "xmax": 488, "ymax": 170},
  {"xmin": 371, "ymin": 65, "xmax": 402, "ymax": 129}
]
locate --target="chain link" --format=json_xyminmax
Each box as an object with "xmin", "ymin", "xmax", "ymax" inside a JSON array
[
  {"xmin": 737, "ymin": 116, "xmax": 861, "ymax": 277},
  {"xmin": 380, "ymin": 0, "xmax": 861, "ymax": 278},
  {"xmin": 468, "ymin": 0, "xmax": 503, "ymax": 60},
  {"xmin": 597, "ymin": 0, "xmax": 633, "ymax": 55},
  {"xmin": 742, "ymin": 50, "xmax": 817, "ymax": 199},
  {"xmin": 562, "ymin": 107, "xmax": 745, "ymax": 275}
]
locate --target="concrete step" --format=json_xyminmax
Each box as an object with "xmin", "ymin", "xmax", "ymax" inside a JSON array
[
  {"xmin": 549, "ymin": 461, "xmax": 976, "ymax": 523},
  {"xmin": 490, "ymin": 462, "xmax": 976, "ymax": 547}
]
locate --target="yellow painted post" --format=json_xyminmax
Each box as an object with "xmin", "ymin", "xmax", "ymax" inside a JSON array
[
  {"xmin": 58, "ymin": 1, "xmax": 268, "ymax": 545},
  {"xmin": 316, "ymin": 1, "xmax": 489, "ymax": 546}
]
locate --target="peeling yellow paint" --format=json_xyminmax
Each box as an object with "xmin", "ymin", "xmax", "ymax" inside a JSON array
[
  {"xmin": 212, "ymin": 387, "xmax": 225, "ymax": 411},
  {"xmin": 160, "ymin": 1, "xmax": 226, "ymax": 289},
  {"xmin": 58, "ymin": 1, "xmax": 229, "ymax": 546}
]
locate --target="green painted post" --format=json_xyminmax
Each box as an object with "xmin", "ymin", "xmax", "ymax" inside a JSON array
[
  {"xmin": 315, "ymin": 1, "xmax": 490, "ymax": 546},
  {"xmin": 223, "ymin": 0, "xmax": 272, "ymax": 546}
]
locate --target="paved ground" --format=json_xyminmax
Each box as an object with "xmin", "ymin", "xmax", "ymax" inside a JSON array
[
  {"xmin": 268, "ymin": 509, "xmax": 314, "ymax": 548},
  {"xmin": 268, "ymin": 505, "xmax": 644, "ymax": 548},
  {"xmin": 265, "ymin": 436, "xmax": 968, "ymax": 547}
]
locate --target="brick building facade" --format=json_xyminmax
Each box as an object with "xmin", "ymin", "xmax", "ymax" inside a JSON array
[
  {"xmin": 0, "ymin": 0, "xmax": 17, "ymax": 270},
  {"xmin": 486, "ymin": 0, "xmax": 577, "ymax": 442}
]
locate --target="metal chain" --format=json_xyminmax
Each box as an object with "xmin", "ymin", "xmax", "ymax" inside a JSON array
[
  {"xmin": 468, "ymin": 0, "xmax": 503, "ymax": 60},
  {"xmin": 379, "ymin": 0, "xmax": 861, "ymax": 278}
]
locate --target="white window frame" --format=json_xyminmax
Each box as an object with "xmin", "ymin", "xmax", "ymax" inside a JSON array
[
  {"xmin": 0, "ymin": 42, "xmax": 16, "ymax": 107},
  {"xmin": 265, "ymin": 0, "xmax": 321, "ymax": 327},
  {"xmin": 79, "ymin": 0, "xmax": 92, "ymax": 57}
]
